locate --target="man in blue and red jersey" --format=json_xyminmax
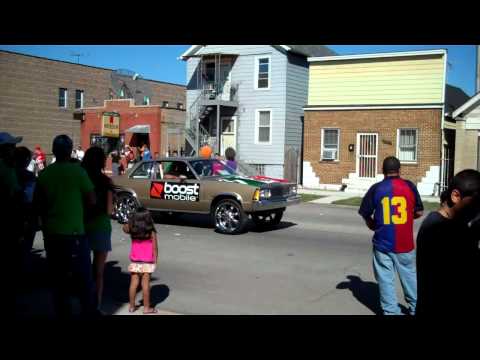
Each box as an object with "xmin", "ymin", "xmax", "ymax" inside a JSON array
[{"xmin": 359, "ymin": 156, "xmax": 424, "ymax": 315}]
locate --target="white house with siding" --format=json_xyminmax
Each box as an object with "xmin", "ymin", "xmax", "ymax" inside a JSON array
[
  {"xmin": 452, "ymin": 45, "xmax": 480, "ymax": 173},
  {"xmin": 179, "ymin": 45, "xmax": 335, "ymax": 181},
  {"xmin": 453, "ymin": 92, "xmax": 480, "ymax": 172}
]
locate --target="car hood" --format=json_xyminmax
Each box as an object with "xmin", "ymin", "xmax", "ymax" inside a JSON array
[
  {"xmin": 216, "ymin": 175, "xmax": 294, "ymax": 188},
  {"xmin": 251, "ymin": 175, "xmax": 289, "ymax": 183}
]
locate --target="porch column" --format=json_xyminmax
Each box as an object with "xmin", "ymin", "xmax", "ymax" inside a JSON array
[{"xmin": 216, "ymin": 104, "xmax": 221, "ymax": 154}]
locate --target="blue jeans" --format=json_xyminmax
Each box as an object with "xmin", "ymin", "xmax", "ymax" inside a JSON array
[{"xmin": 373, "ymin": 249, "xmax": 417, "ymax": 315}]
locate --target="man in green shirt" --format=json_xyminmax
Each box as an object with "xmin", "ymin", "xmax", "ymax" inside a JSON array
[{"xmin": 34, "ymin": 135, "xmax": 97, "ymax": 317}]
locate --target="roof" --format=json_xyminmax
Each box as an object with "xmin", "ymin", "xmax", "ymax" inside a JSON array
[
  {"xmin": 445, "ymin": 85, "xmax": 471, "ymax": 115},
  {"xmin": 284, "ymin": 45, "xmax": 336, "ymax": 57},
  {"xmin": 452, "ymin": 91, "xmax": 480, "ymax": 118},
  {"xmin": 308, "ymin": 49, "xmax": 447, "ymax": 62},
  {"xmin": 179, "ymin": 45, "xmax": 335, "ymax": 60},
  {"xmin": 0, "ymin": 49, "xmax": 185, "ymax": 88}
]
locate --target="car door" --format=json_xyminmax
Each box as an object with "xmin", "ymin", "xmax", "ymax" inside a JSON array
[
  {"xmin": 148, "ymin": 160, "xmax": 204, "ymax": 213},
  {"xmin": 128, "ymin": 161, "xmax": 155, "ymax": 207}
]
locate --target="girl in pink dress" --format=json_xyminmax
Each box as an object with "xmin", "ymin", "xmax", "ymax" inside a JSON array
[{"xmin": 122, "ymin": 207, "xmax": 158, "ymax": 314}]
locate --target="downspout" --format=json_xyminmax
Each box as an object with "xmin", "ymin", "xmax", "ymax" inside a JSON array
[{"xmin": 439, "ymin": 50, "xmax": 448, "ymax": 196}]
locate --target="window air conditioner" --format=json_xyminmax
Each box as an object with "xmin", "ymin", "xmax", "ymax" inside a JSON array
[{"xmin": 322, "ymin": 150, "xmax": 336, "ymax": 160}]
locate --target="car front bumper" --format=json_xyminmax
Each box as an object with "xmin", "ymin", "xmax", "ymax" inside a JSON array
[{"xmin": 250, "ymin": 195, "xmax": 302, "ymax": 212}]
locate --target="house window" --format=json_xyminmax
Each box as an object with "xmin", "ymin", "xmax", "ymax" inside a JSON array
[
  {"xmin": 321, "ymin": 128, "xmax": 340, "ymax": 161},
  {"xmin": 163, "ymin": 101, "xmax": 169, "ymax": 108},
  {"xmin": 59, "ymin": 88, "xmax": 68, "ymax": 108},
  {"xmin": 255, "ymin": 110, "xmax": 272, "ymax": 144},
  {"xmin": 143, "ymin": 96, "xmax": 150, "ymax": 105},
  {"xmin": 397, "ymin": 128, "xmax": 418, "ymax": 162},
  {"xmin": 255, "ymin": 56, "xmax": 271, "ymax": 89},
  {"xmin": 75, "ymin": 90, "xmax": 84, "ymax": 109}
]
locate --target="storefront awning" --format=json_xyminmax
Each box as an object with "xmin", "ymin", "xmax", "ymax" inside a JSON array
[{"xmin": 125, "ymin": 125, "xmax": 151, "ymax": 134}]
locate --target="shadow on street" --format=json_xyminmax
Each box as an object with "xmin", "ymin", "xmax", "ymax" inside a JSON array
[
  {"xmin": 15, "ymin": 250, "xmax": 171, "ymax": 316},
  {"xmin": 249, "ymin": 221, "xmax": 297, "ymax": 233},
  {"xmin": 103, "ymin": 261, "xmax": 170, "ymax": 313},
  {"xmin": 336, "ymin": 275, "xmax": 410, "ymax": 315},
  {"xmin": 336, "ymin": 275, "xmax": 382, "ymax": 315},
  {"xmin": 152, "ymin": 212, "xmax": 297, "ymax": 234}
]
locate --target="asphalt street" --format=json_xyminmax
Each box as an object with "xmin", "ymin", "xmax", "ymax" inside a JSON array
[{"xmin": 24, "ymin": 202, "xmax": 426, "ymax": 315}]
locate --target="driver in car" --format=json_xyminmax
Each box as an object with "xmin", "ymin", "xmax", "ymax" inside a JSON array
[{"xmin": 164, "ymin": 162, "xmax": 188, "ymax": 180}]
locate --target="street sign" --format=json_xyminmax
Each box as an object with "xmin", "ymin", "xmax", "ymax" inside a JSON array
[{"xmin": 102, "ymin": 112, "xmax": 120, "ymax": 138}]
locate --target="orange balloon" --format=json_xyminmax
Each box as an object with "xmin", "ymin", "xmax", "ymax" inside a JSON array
[{"xmin": 199, "ymin": 145, "xmax": 213, "ymax": 159}]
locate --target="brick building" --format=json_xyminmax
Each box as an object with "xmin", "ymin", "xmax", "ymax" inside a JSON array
[
  {"xmin": 302, "ymin": 49, "xmax": 468, "ymax": 196},
  {"xmin": 0, "ymin": 50, "xmax": 185, "ymax": 160},
  {"xmin": 80, "ymin": 99, "xmax": 187, "ymax": 172}
]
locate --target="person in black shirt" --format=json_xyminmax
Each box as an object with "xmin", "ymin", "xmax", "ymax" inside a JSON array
[{"xmin": 416, "ymin": 169, "xmax": 480, "ymax": 316}]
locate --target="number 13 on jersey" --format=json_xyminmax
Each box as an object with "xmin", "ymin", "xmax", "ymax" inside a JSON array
[{"xmin": 381, "ymin": 196, "xmax": 408, "ymax": 225}]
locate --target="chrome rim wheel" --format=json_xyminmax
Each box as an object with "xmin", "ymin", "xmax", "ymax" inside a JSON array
[
  {"xmin": 115, "ymin": 195, "xmax": 137, "ymax": 223},
  {"xmin": 215, "ymin": 202, "xmax": 241, "ymax": 233}
]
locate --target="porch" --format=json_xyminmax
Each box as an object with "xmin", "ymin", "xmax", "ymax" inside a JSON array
[{"xmin": 185, "ymin": 53, "xmax": 239, "ymax": 155}]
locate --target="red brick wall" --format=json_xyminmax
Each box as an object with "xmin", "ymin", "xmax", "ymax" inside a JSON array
[
  {"xmin": 303, "ymin": 109, "xmax": 442, "ymax": 185},
  {"xmin": 81, "ymin": 100, "xmax": 163, "ymax": 168}
]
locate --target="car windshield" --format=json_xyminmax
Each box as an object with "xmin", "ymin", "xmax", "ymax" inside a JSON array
[{"xmin": 189, "ymin": 159, "xmax": 238, "ymax": 178}]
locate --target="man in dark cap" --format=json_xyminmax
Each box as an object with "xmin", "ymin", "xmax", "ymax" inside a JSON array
[
  {"xmin": 416, "ymin": 169, "xmax": 480, "ymax": 315},
  {"xmin": 34, "ymin": 134, "xmax": 97, "ymax": 317},
  {"xmin": 358, "ymin": 156, "xmax": 424, "ymax": 315}
]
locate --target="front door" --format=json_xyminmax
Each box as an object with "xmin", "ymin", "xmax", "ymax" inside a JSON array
[
  {"xmin": 221, "ymin": 116, "xmax": 236, "ymax": 155},
  {"xmin": 356, "ymin": 133, "xmax": 378, "ymax": 178}
]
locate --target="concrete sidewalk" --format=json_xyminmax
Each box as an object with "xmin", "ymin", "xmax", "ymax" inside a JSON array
[{"xmin": 299, "ymin": 187, "xmax": 440, "ymax": 205}]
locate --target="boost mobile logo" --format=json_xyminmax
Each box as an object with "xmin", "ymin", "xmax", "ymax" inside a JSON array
[{"xmin": 150, "ymin": 182, "xmax": 200, "ymax": 202}]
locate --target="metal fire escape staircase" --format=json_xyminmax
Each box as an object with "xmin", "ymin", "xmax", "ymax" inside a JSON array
[{"xmin": 184, "ymin": 90, "xmax": 215, "ymax": 156}]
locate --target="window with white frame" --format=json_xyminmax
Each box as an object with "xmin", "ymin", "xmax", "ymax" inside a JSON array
[
  {"xmin": 143, "ymin": 96, "xmax": 150, "ymax": 106},
  {"xmin": 256, "ymin": 110, "xmax": 272, "ymax": 144},
  {"xmin": 321, "ymin": 128, "xmax": 340, "ymax": 161},
  {"xmin": 59, "ymin": 88, "xmax": 68, "ymax": 108},
  {"xmin": 75, "ymin": 90, "xmax": 84, "ymax": 109},
  {"xmin": 255, "ymin": 56, "xmax": 270, "ymax": 89},
  {"xmin": 397, "ymin": 128, "xmax": 418, "ymax": 162}
]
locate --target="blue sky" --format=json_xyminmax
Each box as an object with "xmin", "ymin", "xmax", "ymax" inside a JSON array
[{"xmin": 0, "ymin": 45, "xmax": 477, "ymax": 96}]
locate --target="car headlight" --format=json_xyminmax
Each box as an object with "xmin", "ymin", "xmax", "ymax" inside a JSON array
[
  {"xmin": 290, "ymin": 186, "xmax": 297, "ymax": 195},
  {"xmin": 260, "ymin": 189, "xmax": 271, "ymax": 199}
]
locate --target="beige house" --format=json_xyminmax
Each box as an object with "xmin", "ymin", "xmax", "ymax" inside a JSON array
[
  {"xmin": 453, "ymin": 92, "xmax": 480, "ymax": 172},
  {"xmin": 303, "ymin": 49, "xmax": 457, "ymax": 196}
]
